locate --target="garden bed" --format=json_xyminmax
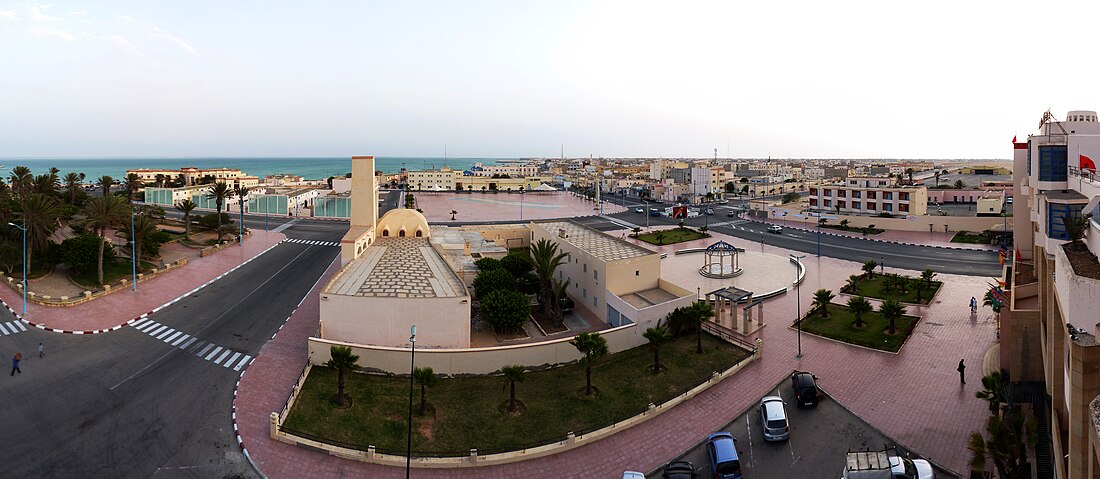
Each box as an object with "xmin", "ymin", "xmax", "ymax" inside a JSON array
[
  {"xmin": 282, "ymin": 333, "xmax": 752, "ymax": 455},
  {"xmin": 633, "ymin": 227, "xmax": 709, "ymax": 246},
  {"xmin": 950, "ymin": 230, "xmax": 992, "ymax": 244},
  {"xmin": 841, "ymin": 274, "xmax": 941, "ymax": 304},
  {"xmin": 69, "ymin": 260, "xmax": 156, "ymax": 288},
  {"xmin": 1063, "ymin": 242, "xmax": 1100, "ymax": 280},
  {"xmin": 821, "ymin": 224, "xmax": 884, "ymax": 235},
  {"xmin": 798, "ymin": 303, "xmax": 920, "ymax": 353}
]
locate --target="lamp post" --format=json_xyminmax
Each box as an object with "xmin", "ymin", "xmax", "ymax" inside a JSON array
[
  {"xmin": 8, "ymin": 222, "xmax": 26, "ymax": 316},
  {"xmin": 793, "ymin": 254, "xmax": 807, "ymax": 358},
  {"xmin": 238, "ymin": 194, "xmax": 245, "ymax": 247},
  {"xmin": 816, "ymin": 217, "xmax": 822, "ymax": 258},
  {"xmin": 406, "ymin": 325, "xmax": 417, "ymax": 479},
  {"xmin": 130, "ymin": 207, "xmax": 137, "ymax": 291},
  {"xmin": 519, "ymin": 188, "xmax": 524, "ymax": 222},
  {"xmin": 265, "ymin": 195, "xmax": 270, "ymax": 232}
]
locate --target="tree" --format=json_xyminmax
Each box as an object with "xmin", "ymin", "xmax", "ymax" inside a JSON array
[
  {"xmin": 9, "ymin": 166, "xmax": 32, "ymax": 196},
  {"xmin": 472, "ymin": 268, "xmax": 515, "ymax": 298},
  {"xmin": 934, "ymin": 170, "xmax": 941, "ymax": 186},
  {"xmin": 782, "ymin": 192, "xmax": 799, "ymax": 204},
  {"xmin": 124, "ymin": 173, "xmax": 143, "ymax": 203},
  {"xmin": 839, "ymin": 219, "xmax": 850, "ymax": 229},
  {"xmin": 975, "ymin": 371, "xmax": 1011, "ymax": 414},
  {"xmin": 17, "ymin": 193, "xmax": 62, "ymax": 273},
  {"xmin": 862, "ymin": 260, "xmax": 878, "ymax": 278},
  {"xmin": 812, "ymin": 289, "xmax": 835, "ymax": 319},
  {"xmin": 1062, "ymin": 213, "xmax": 1091, "ymax": 245},
  {"xmin": 154, "ymin": 174, "xmax": 166, "ymax": 188},
  {"xmin": 500, "ymin": 252, "xmax": 534, "ymax": 278},
  {"xmin": 474, "ymin": 257, "xmax": 503, "ymax": 271},
  {"xmin": 911, "ymin": 277, "xmax": 926, "ymax": 303},
  {"xmin": 63, "ymin": 172, "xmax": 83, "ymax": 205},
  {"xmin": 500, "ymin": 365, "xmax": 526, "ymax": 413},
  {"xmin": 569, "ymin": 332, "xmax": 608, "ymax": 396},
  {"xmin": 818, "ymin": 217, "xmax": 828, "ymax": 227},
  {"xmin": 128, "ymin": 214, "xmax": 159, "ymax": 261},
  {"xmin": 653, "ymin": 231, "xmax": 667, "ymax": 245},
  {"xmin": 324, "ymin": 346, "xmax": 359, "ymax": 407},
  {"xmin": 176, "ymin": 199, "xmax": 197, "ymax": 239},
  {"xmin": 530, "ymin": 239, "xmax": 567, "ymax": 319},
  {"xmin": 84, "ymin": 196, "xmax": 128, "ymax": 285},
  {"xmin": 879, "ymin": 299, "xmax": 905, "ymax": 334},
  {"xmin": 480, "ymin": 289, "xmax": 530, "ymax": 333},
  {"xmin": 905, "ymin": 167, "xmax": 914, "ymax": 184},
  {"xmin": 413, "ymin": 366, "xmax": 438, "ymax": 416},
  {"xmin": 60, "ymin": 233, "xmax": 114, "ymax": 274},
  {"xmin": 550, "ymin": 277, "xmax": 570, "ymax": 323},
  {"xmin": 687, "ymin": 300, "xmax": 715, "ymax": 354},
  {"xmin": 845, "ymin": 275, "xmax": 861, "ymax": 294},
  {"xmin": 953, "ymin": 179, "xmax": 967, "ymax": 189},
  {"xmin": 847, "ymin": 296, "xmax": 872, "ymax": 328},
  {"xmin": 968, "ymin": 386, "xmax": 1036, "ymax": 479},
  {"xmin": 450, "ymin": 209, "xmax": 457, "ymax": 220},
  {"xmin": 643, "ymin": 322, "xmax": 670, "ymax": 374},
  {"xmin": 724, "ymin": 181, "xmax": 736, "ymax": 193},
  {"xmin": 233, "ymin": 185, "xmax": 252, "ymax": 230},
  {"xmin": 96, "ymin": 175, "xmax": 114, "ymax": 198},
  {"xmin": 208, "ymin": 182, "xmax": 235, "ymax": 243},
  {"xmin": 921, "ymin": 269, "xmax": 937, "ymax": 290}
]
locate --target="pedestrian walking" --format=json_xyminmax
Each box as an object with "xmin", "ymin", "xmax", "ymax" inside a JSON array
[
  {"xmin": 970, "ymin": 296, "xmax": 978, "ymax": 314},
  {"xmin": 37, "ymin": 343, "xmax": 44, "ymax": 359},
  {"xmin": 957, "ymin": 359, "xmax": 966, "ymax": 384},
  {"xmin": 11, "ymin": 353, "xmax": 22, "ymax": 376}
]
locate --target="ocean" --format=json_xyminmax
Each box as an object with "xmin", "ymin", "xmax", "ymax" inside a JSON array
[{"xmin": 0, "ymin": 157, "xmax": 507, "ymax": 181}]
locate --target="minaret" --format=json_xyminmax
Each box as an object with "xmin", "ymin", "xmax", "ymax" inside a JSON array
[{"xmin": 350, "ymin": 156, "xmax": 378, "ymax": 233}]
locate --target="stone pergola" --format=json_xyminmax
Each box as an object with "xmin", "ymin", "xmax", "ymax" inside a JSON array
[
  {"xmin": 699, "ymin": 241, "xmax": 743, "ymax": 279},
  {"xmin": 706, "ymin": 286, "xmax": 765, "ymax": 334}
]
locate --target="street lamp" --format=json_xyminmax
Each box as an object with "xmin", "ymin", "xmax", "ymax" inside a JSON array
[
  {"xmin": 238, "ymin": 193, "xmax": 245, "ymax": 247},
  {"xmin": 519, "ymin": 188, "xmax": 524, "ymax": 222},
  {"xmin": 793, "ymin": 254, "xmax": 807, "ymax": 358},
  {"xmin": 406, "ymin": 324, "xmax": 417, "ymax": 479},
  {"xmin": 130, "ymin": 207, "xmax": 137, "ymax": 291},
  {"xmin": 8, "ymin": 222, "xmax": 26, "ymax": 316},
  {"xmin": 816, "ymin": 217, "xmax": 822, "ymax": 258}
]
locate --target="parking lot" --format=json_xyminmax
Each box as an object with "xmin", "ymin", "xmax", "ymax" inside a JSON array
[{"xmin": 646, "ymin": 375, "xmax": 937, "ymax": 479}]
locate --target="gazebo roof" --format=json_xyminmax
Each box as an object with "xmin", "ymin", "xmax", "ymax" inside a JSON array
[
  {"xmin": 708, "ymin": 286, "xmax": 753, "ymax": 302},
  {"xmin": 705, "ymin": 240, "xmax": 739, "ymax": 256}
]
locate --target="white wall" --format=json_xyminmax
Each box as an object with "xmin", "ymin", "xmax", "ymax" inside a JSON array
[{"xmin": 319, "ymin": 294, "xmax": 471, "ymax": 349}]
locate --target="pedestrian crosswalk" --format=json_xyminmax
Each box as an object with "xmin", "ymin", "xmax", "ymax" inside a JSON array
[
  {"xmin": 0, "ymin": 320, "xmax": 27, "ymax": 336},
  {"xmin": 130, "ymin": 317, "xmax": 253, "ymax": 371},
  {"xmin": 285, "ymin": 238, "xmax": 340, "ymax": 247}
]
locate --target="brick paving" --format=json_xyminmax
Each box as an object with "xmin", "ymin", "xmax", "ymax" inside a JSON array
[
  {"xmin": 236, "ymin": 229, "xmax": 997, "ymax": 478},
  {"xmin": 0, "ymin": 231, "xmax": 285, "ymax": 332}
]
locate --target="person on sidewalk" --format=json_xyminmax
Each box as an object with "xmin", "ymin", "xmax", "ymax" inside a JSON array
[
  {"xmin": 11, "ymin": 353, "xmax": 22, "ymax": 376},
  {"xmin": 957, "ymin": 359, "xmax": 966, "ymax": 385},
  {"xmin": 37, "ymin": 343, "xmax": 45, "ymax": 359},
  {"xmin": 969, "ymin": 296, "xmax": 978, "ymax": 314}
]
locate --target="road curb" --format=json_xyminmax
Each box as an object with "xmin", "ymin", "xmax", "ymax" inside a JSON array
[{"xmin": 755, "ymin": 222, "xmax": 997, "ymax": 252}]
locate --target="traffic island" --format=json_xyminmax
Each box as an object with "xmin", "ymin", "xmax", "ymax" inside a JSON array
[{"xmin": 796, "ymin": 303, "xmax": 920, "ymax": 353}]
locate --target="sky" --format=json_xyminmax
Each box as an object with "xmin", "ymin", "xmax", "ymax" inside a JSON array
[{"xmin": 2, "ymin": 0, "xmax": 1100, "ymax": 159}]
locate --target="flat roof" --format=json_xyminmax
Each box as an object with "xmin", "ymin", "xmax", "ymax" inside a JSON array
[
  {"xmin": 533, "ymin": 221, "xmax": 654, "ymax": 262},
  {"xmin": 326, "ymin": 237, "xmax": 466, "ymax": 298}
]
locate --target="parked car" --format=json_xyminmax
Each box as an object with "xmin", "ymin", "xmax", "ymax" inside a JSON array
[
  {"xmin": 662, "ymin": 460, "xmax": 697, "ymax": 478},
  {"xmin": 621, "ymin": 472, "xmax": 646, "ymax": 479},
  {"xmin": 759, "ymin": 396, "xmax": 790, "ymax": 441},
  {"xmin": 705, "ymin": 208, "xmax": 715, "ymax": 215},
  {"xmin": 635, "ymin": 207, "xmax": 645, "ymax": 213},
  {"xmin": 726, "ymin": 211, "xmax": 737, "ymax": 218},
  {"xmin": 791, "ymin": 371, "xmax": 819, "ymax": 407},
  {"xmin": 767, "ymin": 224, "xmax": 783, "ymax": 234},
  {"xmin": 705, "ymin": 432, "xmax": 742, "ymax": 479},
  {"xmin": 717, "ymin": 199, "xmax": 729, "ymax": 205}
]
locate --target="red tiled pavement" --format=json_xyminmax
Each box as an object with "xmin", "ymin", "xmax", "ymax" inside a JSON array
[
  {"xmin": 0, "ymin": 231, "xmax": 285, "ymax": 332},
  {"xmin": 236, "ymin": 231, "xmax": 997, "ymax": 478}
]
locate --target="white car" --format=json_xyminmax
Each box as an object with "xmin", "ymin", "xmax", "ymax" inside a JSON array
[
  {"xmin": 767, "ymin": 224, "xmax": 783, "ymax": 234},
  {"xmin": 759, "ymin": 396, "xmax": 790, "ymax": 441},
  {"xmin": 635, "ymin": 207, "xmax": 645, "ymax": 213}
]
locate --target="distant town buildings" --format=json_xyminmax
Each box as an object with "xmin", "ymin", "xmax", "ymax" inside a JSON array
[
  {"xmin": 809, "ymin": 177, "xmax": 929, "ymax": 216},
  {"xmin": 126, "ymin": 167, "xmax": 259, "ymax": 188}
]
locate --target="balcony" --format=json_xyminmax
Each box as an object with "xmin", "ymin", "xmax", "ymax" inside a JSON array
[{"xmin": 1055, "ymin": 242, "xmax": 1100, "ymax": 326}]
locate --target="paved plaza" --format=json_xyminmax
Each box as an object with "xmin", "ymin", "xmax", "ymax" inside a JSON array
[
  {"xmin": 0, "ymin": 231, "xmax": 286, "ymax": 332},
  {"xmin": 411, "ymin": 191, "xmax": 625, "ymax": 222},
  {"xmin": 235, "ymin": 225, "xmax": 997, "ymax": 478}
]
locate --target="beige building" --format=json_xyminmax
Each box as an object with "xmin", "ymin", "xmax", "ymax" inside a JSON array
[
  {"xmin": 809, "ymin": 177, "xmax": 928, "ymax": 216},
  {"xmin": 127, "ymin": 167, "xmax": 260, "ymax": 188},
  {"xmin": 406, "ymin": 168, "xmax": 553, "ymax": 192}
]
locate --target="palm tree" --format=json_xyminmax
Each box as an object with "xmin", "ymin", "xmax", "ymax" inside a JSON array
[
  {"xmin": 324, "ymin": 346, "xmax": 359, "ymax": 407},
  {"xmin": 16, "ymin": 193, "xmax": 61, "ymax": 274},
  {"xmin": 953, "ymin": 179, "xmax": 967, "ymax": 189},
  {"xmin": 643, "ymin": 322, "xmax": 670, "ymax": 374},
  {"xmin": 839, "ymin": 219, "xmax": 850, "ymax": 229},
  {"xmin": 975, "ymin": 371, "xmax": 1011, "ymax": 414},
  {"xmin": 812, "ymin": 289, "xmax": 835, "ymax": 319},
  {"xmin": 450, "ymin": 210, "xmax": 457, "ymax": 221},
  {"xmin": 530, "ymin": 239, "xmax": 568, "ymax": 319},
  {"xmin": 208, "ymin": 182, "xmax": 235, "ymax": 243},
  {"xmin": 862, "ymin": 260, "xmax": 878, "ymax": 278},
  {"xmin": 934, "ymin": 170, "xmax": 941, "ymax": 186},
  {"xmin": 176, "ymin": 199, "xmax": 197, "ymax": 239},
  {"xmin": 413, "ymin": 366, "xmax": 438, "ymax": 415},
  {"xmin": 129, "ymin": 214, "xmax": 158, "ymax": 263},
  {"xmin": 96, "ymin": 175, "xmax": 114, "ymax": 198},
  {"xmin": 569, "ymin": 332, "xmax": 608, "ymax": 396},
  {"xmin": 1062, "ymin": 214, "xmax": 1091, "ymax": 245},
  {"xmin": 9, "ymin": 166, "xmax": 32, "ymax": 196},
  {"xmin": 905, "ymin": 167, "xmax": 914, "ymax": 184},
  {"xmin": 879, "ymin": 299, "xmax": 905, "ymax": 334},
  {"xmin": 686, "ymin": 300, "xmax": 715, "ymax": 354},
  {"xmin": 124, "ymin": 173, "xmax": 143, "ymax": 203},
  {"xmin": 921, "ymin": 269, "xmax": 937, "ymax": 290},
  {"xmin": 500, "ymin": 365, "xmax": 526, "ymax": 413},
  {"xmin": 845, "ymin": 275, "xmax": 861, "ymax": 294},
  {"xmin": 968, "ymin": 404, "xmax": 1036, "ymax": 479},
  {"xmin": 32, "ymin": 174, "xmax": 58, "ymax": 196},
  {"xmin": 63, "ymin": 172, "xmax": 83, "ymax": 205},
  {"xmin": 911, "ymin": 278, "xmax": 926, "ymax": 303},
  {"xmin": 84, "ymin": 196, "xmax": 128, "ymax": 285},
  {"xmin": 154, "ymin": 174, "xmax": 166, "ymax": 188},
  {"xmin": 233, "ymin": 185, "xmax": 252, "ymax": 236},
  {"xmin": 551, "ymin": 277, "xmax": 570, "ymax": 323},
  {"xmin": 847, "ymin": 296, "xmax": 872, "ymax": 328}
]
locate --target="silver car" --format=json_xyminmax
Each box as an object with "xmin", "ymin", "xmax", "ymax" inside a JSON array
[{"xmin": 759, "ymin": 396, "xmax": 790, "ymax": 441}]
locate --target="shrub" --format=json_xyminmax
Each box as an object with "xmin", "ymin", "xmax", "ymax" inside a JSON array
[
  {"xmin": 474, "ymin": 257, "xmax": 503, "ymax": 271},
  {"xmin": 197, "ymin": 213, "xmax": 233, "ymax": 230},
  {"xmin": 142, "ymin": 230, "xmax": 171, "ymax": 256},
  {"xmin": 500, "ymin": 252, "xmax": 534, "ymax": 278},
  {"xmin": 60, "ymin": 233, "xmax": 115, "ymax": 274},
  {"xmin": 473, "ymin": 268, "xmax": 515, "ymax": 298},
  {"xmin": 481, "ymin": 290, "xmax": 530, "ymax": 333}
]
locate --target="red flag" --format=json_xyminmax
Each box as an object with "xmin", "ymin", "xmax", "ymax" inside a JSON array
[
  {"xmin": 1081, "ymin": 153, "xmax": 1097, "ymax": 171},
  {"xmin": 1012, "ymin": 135, "xmax": 1017, "ymax": 143}
]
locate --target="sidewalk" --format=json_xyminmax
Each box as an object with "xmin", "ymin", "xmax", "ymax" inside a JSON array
[
  {"xmin": 235, "ymin": 229, "xmax": 995, "ymax": 477},
  {"xmin": 0, "ymin": 231, "xmax": 286, "ymax": 333},
  {"xmin": 766, "ymin": 218, "xmax": 999, "ymax": 251}
]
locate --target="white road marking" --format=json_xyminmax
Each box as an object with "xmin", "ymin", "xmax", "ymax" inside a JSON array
[
  {"xmin": 205, "ymin": 346, "xmax": 224, "ymax": 361},
  {"xmin": 155, "ymin": 328, "xmax": 176, "ymax": 340},
  {"xmin": 164, "ymin": 331, "xmax": 183, "ymax": 344},
  {"xmin": 214, "ymin": 349, "xmax": 232, "ymax": 365},
  {"xmin": 197, "ymin": 343, "xmax": 215, "ymax": 356},
  {"xmin": 224, "ymin": 352, "xmax": 242, "ymax": 368},
  {"xmin": 171, "ymin": 334, "xmax": 191, "ymax": 347},
  {"xmin": 233, "ymin": 355, "xmax": 252, "ymax": 371},
  {"xmin": 148, "ymin": 325, "xmax": 168, "ymax": 337}
]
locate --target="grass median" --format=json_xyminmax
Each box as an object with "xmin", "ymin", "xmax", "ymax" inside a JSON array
[
  {"xmin": 799, "ymin": 303, "xmax": 919, "ymax": 353},
  {"xmin": 283, "ymin": 333, "xmax": 752, "ymax": 455},
  {"xmin": 634, "ymin": 227, "xmax": 708, "ymax": 246},
  {"xmin": 842, "ymin": 275, "xmax": 941, "ymax": 304}
]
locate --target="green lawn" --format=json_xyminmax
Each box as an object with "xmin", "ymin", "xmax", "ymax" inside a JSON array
[
  {"xmin": 841, "ymin": 274, "xmax": 942, "ymax": 304},
  {"xmin": 283, "ymin": 334, "xmax": 752, "ymax": 455},
  {"xmin": 799, "ymin": 303, "xmax": 920, "ymax": 353},
  {"xmin": 951, "ymin": 231, "xmax": 992, "ymax": 244},
  {"xmin": 70, "ymin": 260, "xmax": 155, "ymax": 288},
  {"xmin": 634, "ymin": 227, "xmax": 708, "ymax": 246}
]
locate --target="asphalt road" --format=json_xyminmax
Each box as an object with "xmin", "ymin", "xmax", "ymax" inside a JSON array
[
  {"xmin": 0, "ymin": 219, "xmax": 344, "ymax": 478},
  {"xmin": 647, "ymin": 380, "xmax": 922, "ymax": 479}
]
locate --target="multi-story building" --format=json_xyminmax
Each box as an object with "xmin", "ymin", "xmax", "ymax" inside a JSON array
[
  {"xmin": 126, "ymin": 167, "xmax": 259, "ymax": 188},
  {"xmin": 1000, "ymin": 110, "xmax": 1100, "ymax": 479},
  {"xmin": 405, "ymin": 168, "xmax": 553, "ymax": 192},
  {"xmin": 809, "ymin": 176, "xmax": 928, "ymax": 216}
]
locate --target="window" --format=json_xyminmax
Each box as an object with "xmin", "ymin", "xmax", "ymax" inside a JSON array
[
  {"xmin": 635, "ymin": 270, "xmax": 640, "ymax": 276},
  {"xmin": 824, "ymin": 190, "xmax": 832, "ymax": 197},
  {"xmin": 1047, "ymin": 202, "xmax": 1084, "ymax": 240},
  {"xmin": 809, "ymin": 198, "xmax": 818, "ymax": 206},
  {"xmin": 867, "ymin": 202, "xmax": 876, "ymax": 210},
  {"xmin": 583, "ymin": 264, "xmax": 587, "ymax": 273},
  {"xmin": 838, "ymin": 200, "xmax": 846, "ymax": 208},
  {"xmin": 883, "ymin": 203, "xmax": 892, "ymax": 211},
  {"xmin": 852, "ymin": 191, "xmax": 861, "ymax": 198},
  {"xmin": 593, "ymin": 296, "xmax": 597, "ymax": 307},
  {"xmin": 852, "ymin": 201, "xmax": 861, "ymax": 209},
  {"xmin": 883, "ymin": 192, "xmax": 893, "ymax": 200},
  {"xmin": 867, "ymin": 191, "xmax": 877, "ymax": 199},
  {"xmin": 1038, "ymin": 145, "xmax": 1068, "ymax": 181},
  {"xmin": 838, "ymin": 190, "xmax": 846, "ymax": 197},
  {"xmin": 583, "ymin": 288, "xmax": 587, "ymax": 298},
  {"xmin": 900, "ymin": 203, "xmax": 909, "ymax": 212},
  {"xmin": 900, "ymin": 192, "xmax": 909, "ymax": 201},
  {"xmin": 824, "ymin": 199, "xmax": 831, "ymax": 207}
]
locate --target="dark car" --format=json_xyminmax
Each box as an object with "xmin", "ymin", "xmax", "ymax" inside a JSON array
[
  {"xmin": 705, "ymin": 432, "xmax": 742, "ymax": 479},
  {"xmin": 663, "ymin": 460, "xmax": 697, "ymax": 479},
  {"xmin": 791, "ymin": 371, "xmax": 819, "ymax": 407}
]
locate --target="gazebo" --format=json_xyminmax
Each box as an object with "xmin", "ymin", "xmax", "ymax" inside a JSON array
[{"xmin": 699, "ymin": 241, "xmax": 743, "ymax": 278}]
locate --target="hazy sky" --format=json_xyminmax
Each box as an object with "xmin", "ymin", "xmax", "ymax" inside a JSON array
[{"xmin": 2, "ymin": 1, "xmax": 1099, "ymax": 159}]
